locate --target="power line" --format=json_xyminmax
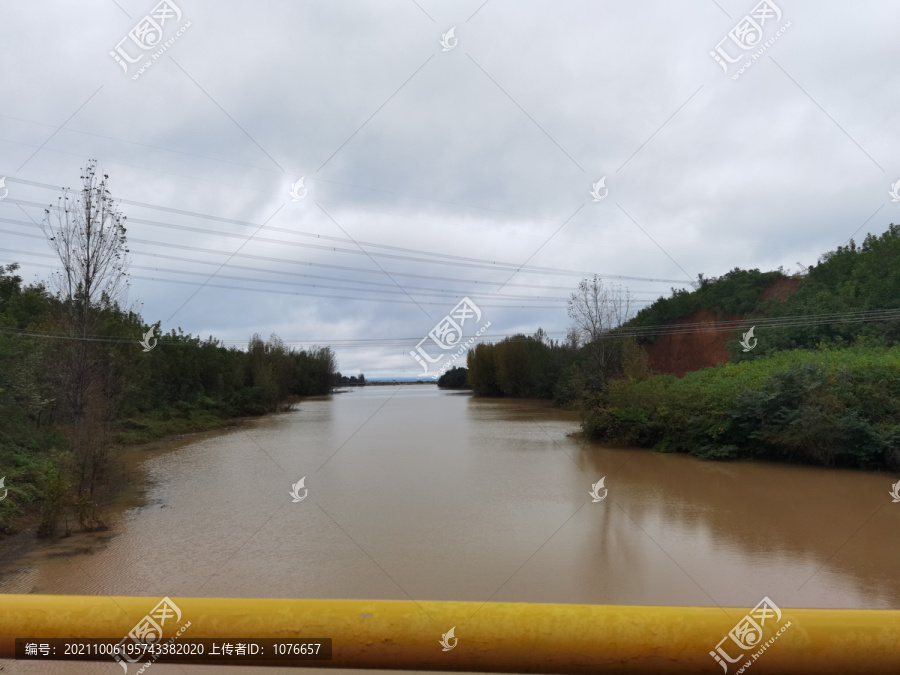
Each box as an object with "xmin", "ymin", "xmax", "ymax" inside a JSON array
[
  {"xmin": 127, "ymin": 250, "xmax": 670, "ymax": 295},
  {"xmin": 605, "ymin": 308, "xmax": 900, "ymax": 339},
  {"xmin": 3, "ymin": 185, "xmax": 692, "ymax": 284},
  {"xmin": 0, "ymin": 241, "xmax": 663, "ymax": 303},
  {"xmin": 0, "ymin": 249, "xmax": 572, "ymax": 302},
  {"xmin": 132, "ymin": 265, "xmax": 572, "ymax": 302},
  {"xmin": 1, "ymin": 308, "xmax": 896, "ymax": 350},
  {"xmin": 0, "ymin": 325, "xmax": 566, "ymax": 347},
  {"xmin": 0, "ymin": 258, "xmax": 596, "ymax": 310},
  {"xmin": 0, "ymin": 231, "xmax": 673, "ymax": 296}
]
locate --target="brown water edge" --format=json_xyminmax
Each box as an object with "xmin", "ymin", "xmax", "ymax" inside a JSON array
[{"xmin": 0, "ymin": 422, "xmax": 261, "ymax": 589}]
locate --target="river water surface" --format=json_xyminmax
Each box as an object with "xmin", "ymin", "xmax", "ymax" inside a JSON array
[{"xmin": 2, "ymin": 385, "xmax": 899, "ymax": 673}]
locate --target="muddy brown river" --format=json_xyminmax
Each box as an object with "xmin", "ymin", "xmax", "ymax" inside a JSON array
[{"xmin": 1, "ymin": 385, "xmax": 899, "ymax": 673}]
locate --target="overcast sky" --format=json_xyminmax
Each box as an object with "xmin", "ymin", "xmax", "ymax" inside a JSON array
[{"xmin": 1, "ymin": 0, "xmax": 897, "ymax": 378}]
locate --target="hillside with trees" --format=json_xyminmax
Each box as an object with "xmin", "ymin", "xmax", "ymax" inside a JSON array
[
  {"xmin": 628, "ymin": 226, "xmax": 900, "ymax": 362},
  {"xmin": 583, "ymin": 225, "xmax": 900, "ymax": 469},
  {"xmin": 468, "ymin": 224, "xmax": 900, "ymax": 470}
]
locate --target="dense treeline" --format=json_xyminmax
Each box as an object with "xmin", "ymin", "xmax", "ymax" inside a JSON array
[
  {"xmin": 466, "ymin": 280, "xmax": 644, "ymax": 401},
  {"xmin": 0, "ymin": 263, "xmax": 336, "ymax": 535},
  {"xmin": 466, "ymin": 331, "xmax": 581, "ymax": 399},
  {"xmin": 133, "ymin": 330, "xmax": 336, "ymax": 418}
]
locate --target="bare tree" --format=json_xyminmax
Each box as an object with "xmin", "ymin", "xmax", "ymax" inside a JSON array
[
  {"xmin": 567, "ymin": 275, "xmax": 635, "ymax": 341},
  {"xmin": 567, "ymin": 275, "xmax": 636, "ymax": 386},
  {"xmin": 39, "ymin": 161, "xmax": 129, "ymax": 519},
  {"xmin": 41, "ymin": 160, "xmax": 130, "ymax": 316}
]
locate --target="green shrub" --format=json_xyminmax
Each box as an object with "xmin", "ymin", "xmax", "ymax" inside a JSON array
[{"xmin": 583, "ymin": 345, "xmax": 900, "ymax": 470}]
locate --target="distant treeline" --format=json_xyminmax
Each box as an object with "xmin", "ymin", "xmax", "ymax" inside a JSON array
[
  {"xmin": 334, "ymin": 372, "xmax": 366, "ymax": 386},
  {"xmin": 436, "ymin": 367, "xmax": 468, "ymax": 389}
]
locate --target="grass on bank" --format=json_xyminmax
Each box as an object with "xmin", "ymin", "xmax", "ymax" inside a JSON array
[
  {"xmin": 0, "ymin": 398, "xmax": 248, "ymax": 535},
  {"xmin": 583, "ymin": 344, "xmax": 900, "ymax": 470},
  {"xmin": 112, "ymin": 398, "xmax": 248, "ymax": 445}
]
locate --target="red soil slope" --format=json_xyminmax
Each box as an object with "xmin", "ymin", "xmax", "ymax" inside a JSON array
[
  {"xmin": 642, "ymin": 277, "xmax": 802, "ymax": 378},
  {"xmin": 760, "ymin": 276, "xmax": 802, "ymax": 302}
]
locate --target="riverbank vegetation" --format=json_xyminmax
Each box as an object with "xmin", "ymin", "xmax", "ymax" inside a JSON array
[
  {"xmin": 467, "ymin": 331, "xmax": 581, "ymax": 398},
  {"xmin": 0, "ymin": 162, "xmax": 336, "ymax": 538},
  {"xmin": 470, "ymin": 224, "xmax": 900, "ymax": 470},
  {"xmin": 466, "ymin": 280, "xmax": 639, "ymax": 401},
  {"xmin": 585, "ymin": 345, "xmax": 900, "ymax": 470}
]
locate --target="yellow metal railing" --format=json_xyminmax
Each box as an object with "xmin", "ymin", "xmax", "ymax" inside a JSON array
[{"xmin": 1, "ymin": 595, "xmax": 899, "ymax": 672}]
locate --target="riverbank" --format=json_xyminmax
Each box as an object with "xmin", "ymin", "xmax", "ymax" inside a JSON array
[
  {"xmin": 0, "ymin": 394, "xmax": 292, "ymax": 539},
  {"xmin": 111, "ymin": 396, "xmax": 295, "ymax": 445},
  {"xmin": 0, "ymin": 415, "xmax": 258, "ymax": 580},
  {"xmin": 583, "ymin": 344, "xmax": 900, "ymax": 470}
]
